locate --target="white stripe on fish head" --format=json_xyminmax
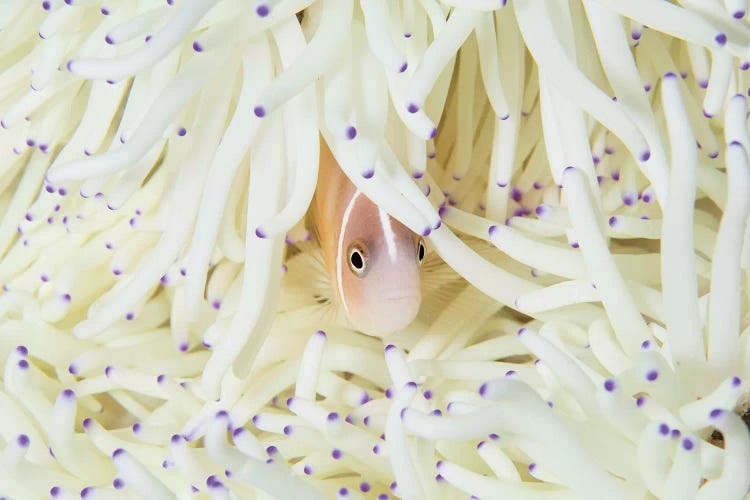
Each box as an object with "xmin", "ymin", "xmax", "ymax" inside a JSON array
[
  {"xmin": 336, "ymin": 189, "xmax": 362, "ymax": 319},
  {"xmin": 377, "ymin": 206, "xmax": 398, "ymax": 262}
]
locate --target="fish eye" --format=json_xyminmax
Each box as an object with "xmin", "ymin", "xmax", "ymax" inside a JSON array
[
  {"xmin": 417, "ymin": 239, "xmax": 426, "ymax": 265},
  {"xmin": 347, "ymin": 242, "xmax": 368, "ymax": 277}
]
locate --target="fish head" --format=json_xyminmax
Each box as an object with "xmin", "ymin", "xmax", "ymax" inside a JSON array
[{"xmin": 336, "ymin": 192, "xmax": 425, "ymax": 336}]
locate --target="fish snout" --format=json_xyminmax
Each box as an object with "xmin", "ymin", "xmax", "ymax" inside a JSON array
[{"xmin": 357, "ymin": 288, "xmax": 421, "ymax": 336}]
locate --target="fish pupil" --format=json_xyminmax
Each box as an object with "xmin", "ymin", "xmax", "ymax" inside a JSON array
[
  {"xmin": 346, "ymin": 242, "xmax": 368, "ymax": 276},
  {"xmin": 418, "ymin": 241, "xmax": 425, "ymax": 264},
  {"xmin": 350, "ymin": 250, "xmax": 364, "ymax": 270}
]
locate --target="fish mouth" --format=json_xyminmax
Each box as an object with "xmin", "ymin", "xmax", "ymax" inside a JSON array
[
  {"xmin": 382, "ymin": 295, "xmax": 418, "ymax": 301},
  {"xmin": 380, "ymin": 292, "xmax": 421, "ymax": 303}
]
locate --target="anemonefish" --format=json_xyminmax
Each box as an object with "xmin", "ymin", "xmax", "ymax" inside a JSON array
[{"xmin": 310, "ymin": 139, "xmax": 425, "ymax": 336}]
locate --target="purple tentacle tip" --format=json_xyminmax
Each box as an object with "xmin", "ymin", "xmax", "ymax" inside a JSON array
[
  {"xmin": 399, "ymin": 62, "xmax": 408, "ymax": 73},
  {"xmin": 112, "ymin": 448, "xmax": 125, "ymax": 459},
  {"xmin": 603, "ymin": 379, "xmax": 616, "ymax": 392},
  {"xmin": 82, "ymin": 418, "xmax": 92, "ymax": 428},
  {"xmin": 17, "ymin": 434, "xmax": 29, "ymax": 447},
  {"xmin": 192, "ymin": 41, "xmax": 203, "ymax": 52},
  {"xmin": 62, "ymin": 389, "xmax": 75, "ymax": 400},
  {"xmin": 715, "ymin": 33, "xmax": 727, "ymax": 46},
  {"xmin": 709, "ymin": 408, "xmax": 723, "ymax": 418},
  {"xmin": 16, "ymin": 345, "xmax": 28, "ymax": 356},
  {"xmin": 254, "ymin": 106, "xmax": 266, "ymax": 118},
  {"xmin": 327, "ymin": 412, "xmax": 340, "ymax": 422},
  {"xmin": 105, "ymin": 34, "xmax": 114, "ymax": 44},
  {"xmin": 255, "ymin": 227, "xmax": 266, "ymax": 238},
  {"xmin": 639, "ymin": 150, "xmax": 651, "ymax": 161},
  {"xmin": 81, "ymin": 487, "xmax": 93, "ymax": 498},
  {"xmin": 732, "ymin": 376, "xmax": 742, "ymax": 387},
  {"xmin": 429, "ymin": 127, "xmax": 437, "ymax": 139},
  {"xmin": 645, "ymin": 370, "xmax": 659, "ymax": 381},
  {"xmin": 682, "ymin": 438, "xmax": 694, "ymax": 450},
  {"xmin": 488, "ymin": 225, "xmax": 498, "ymax": 237},
  {"xmin": 608, "ymin": 216, "xmax": 618, "ymax": 227},
  {"xmin": 346, "ymin": 126, "xmax": 357, "ymax": 140},
  {"xmin": 362, "ymin": 169, "xmax": 375, "ymax": 179},
  {"xmin": 421, "ymin": 227, "xmax": 431, "ymax": 237},
  {"xmin": 51, "ymin": 487, "xmax": 60, "ymax": 497},
  {"xmin": 478, "ymin": 382, "xmax": 488, "ymax": 397},
  {"xmin": 407, "ymin": 103, "xmax": 419, "ymax": 113},
  {"xmin": 734, "ymin": 10, "xmax": 745, "ymax": 18},
  {"xmin": 18, "ymin": 359, "xmax": 29, "ymax": 369},
  {"xmin": 256, "ymin": 4, "xmax": 269, "ymax": 16},
  {"xmin": 658, "ymin": 423, "xmax": 670, "ymax": 435}
]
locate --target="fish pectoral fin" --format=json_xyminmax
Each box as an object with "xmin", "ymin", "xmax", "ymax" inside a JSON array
[{"xmin": 280, "ymin": 242, "xmax": 334, "ymax": 308}]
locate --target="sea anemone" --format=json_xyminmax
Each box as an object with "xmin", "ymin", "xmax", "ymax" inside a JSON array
[{"xmin": 0, "ymin": 0, "xmax": 749, "ymax": 498}]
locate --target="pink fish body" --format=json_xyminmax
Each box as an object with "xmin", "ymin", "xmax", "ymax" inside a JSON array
[{"xmin": 311, "ymin": 140, "xmax": 424, "ymax": 335}]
